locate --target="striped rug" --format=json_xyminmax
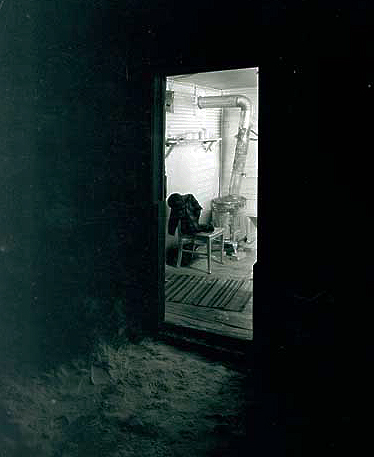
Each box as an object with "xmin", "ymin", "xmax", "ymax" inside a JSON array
[{"xmin": 165, "ymin": 273, "xmax": 252, "ymax": 312}]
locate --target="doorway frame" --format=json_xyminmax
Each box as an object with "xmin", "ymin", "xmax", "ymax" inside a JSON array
[
  {"xmin": 151, "ymin": 74, "xmax": 167, "ymax": 328},
  {"xmin": 151, "ymin": 70, "xmax": 256, "ymax": 354}
]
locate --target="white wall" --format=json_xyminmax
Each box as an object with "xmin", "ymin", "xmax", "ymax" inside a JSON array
[{"xmin": 165, "ymin": 143, "xmax": 220, "ymax": 220}]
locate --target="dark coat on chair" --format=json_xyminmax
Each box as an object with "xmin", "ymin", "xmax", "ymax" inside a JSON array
[{"xmin": 167, "ymin": 193, "xmax": 214, "ymax": 236}]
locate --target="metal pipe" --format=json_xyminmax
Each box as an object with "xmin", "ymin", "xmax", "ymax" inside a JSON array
[{"xmin": 197, "ymin": 95, "xmax": 253, "ymax": 196}]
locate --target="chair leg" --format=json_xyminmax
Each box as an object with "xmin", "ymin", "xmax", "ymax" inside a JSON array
[
  {"xmin": 191, "ymin": 239, "xmax": 196, "ymax": 258},
  {"xmin": 177, "ymin": 238, "xmax": 183, "ymax": 267},
  {"xmin": 220, "ymin": 233, "xmax": 224, "ymax": 264},
  {"xmin": 207, "ymin": 238, "xmax": 212, "ymax": 274}
]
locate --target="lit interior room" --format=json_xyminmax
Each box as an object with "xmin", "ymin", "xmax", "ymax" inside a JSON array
[{"xmin": 164, "ymin": 68, "xmax": 258, "ymax": 340}]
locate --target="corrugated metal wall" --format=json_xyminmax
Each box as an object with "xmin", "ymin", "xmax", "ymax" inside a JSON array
[
  {"xmin": 165, "ymin": 80, "xmax": 222, "ymax": 139},
  {"xmin": 165, "ymin": 81, "xmax": 222, "ymax": 248}
]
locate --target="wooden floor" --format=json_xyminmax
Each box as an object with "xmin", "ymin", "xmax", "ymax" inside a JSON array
[{"xmin": 165, "ymin": 243, "xmax": 256, "ymax": 340}]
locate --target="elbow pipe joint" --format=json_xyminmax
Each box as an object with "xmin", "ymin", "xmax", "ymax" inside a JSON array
[
  {"xmin": 198, "ymin": 95, "xmax": 253, "ymax": 131},
  {"xmin": 198, "ymin": 94, "xmax": 252, "ymax": 116}
]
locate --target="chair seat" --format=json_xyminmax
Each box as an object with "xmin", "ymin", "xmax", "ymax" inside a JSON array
[
  {"xmin": 177, "ymin": 224, "xmax": 225, "ymax": 274},
  {"xmin": 196, "ymin": 227, "xmax": 224, "ymax": 237},
  {"xmin": 181, "ymin": 227, "xmax": 224, "ymax": 239}
]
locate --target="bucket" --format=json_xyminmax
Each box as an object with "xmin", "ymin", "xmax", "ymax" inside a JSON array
[{"xmin": 212, "ymin": 195, "xmax": 247, "ymax": 242}]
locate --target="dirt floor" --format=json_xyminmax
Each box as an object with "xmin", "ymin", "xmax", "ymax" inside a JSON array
[{"xmin": 1, "ymin": 337, "xmax": 253, "ymax": 457}]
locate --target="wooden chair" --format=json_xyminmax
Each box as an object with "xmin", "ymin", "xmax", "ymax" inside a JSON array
[{"xmin": 176, "ymin": 220, "xmax": 224, "ymax": 274}]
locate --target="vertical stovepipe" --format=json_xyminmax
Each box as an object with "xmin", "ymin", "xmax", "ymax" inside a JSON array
[{"xmin": 197, "ymin": 95, "xmax": 253, "ymax": 196}]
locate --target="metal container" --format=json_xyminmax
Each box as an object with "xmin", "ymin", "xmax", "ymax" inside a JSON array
[{"xmin": 212, "ymin": 195, "xmax": 247, "ymax": 242}]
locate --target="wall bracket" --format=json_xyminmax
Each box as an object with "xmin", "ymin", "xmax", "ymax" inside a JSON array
[{"xmin": 165, "ymin": 138, "xmax": 221, "ymax": 158}]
